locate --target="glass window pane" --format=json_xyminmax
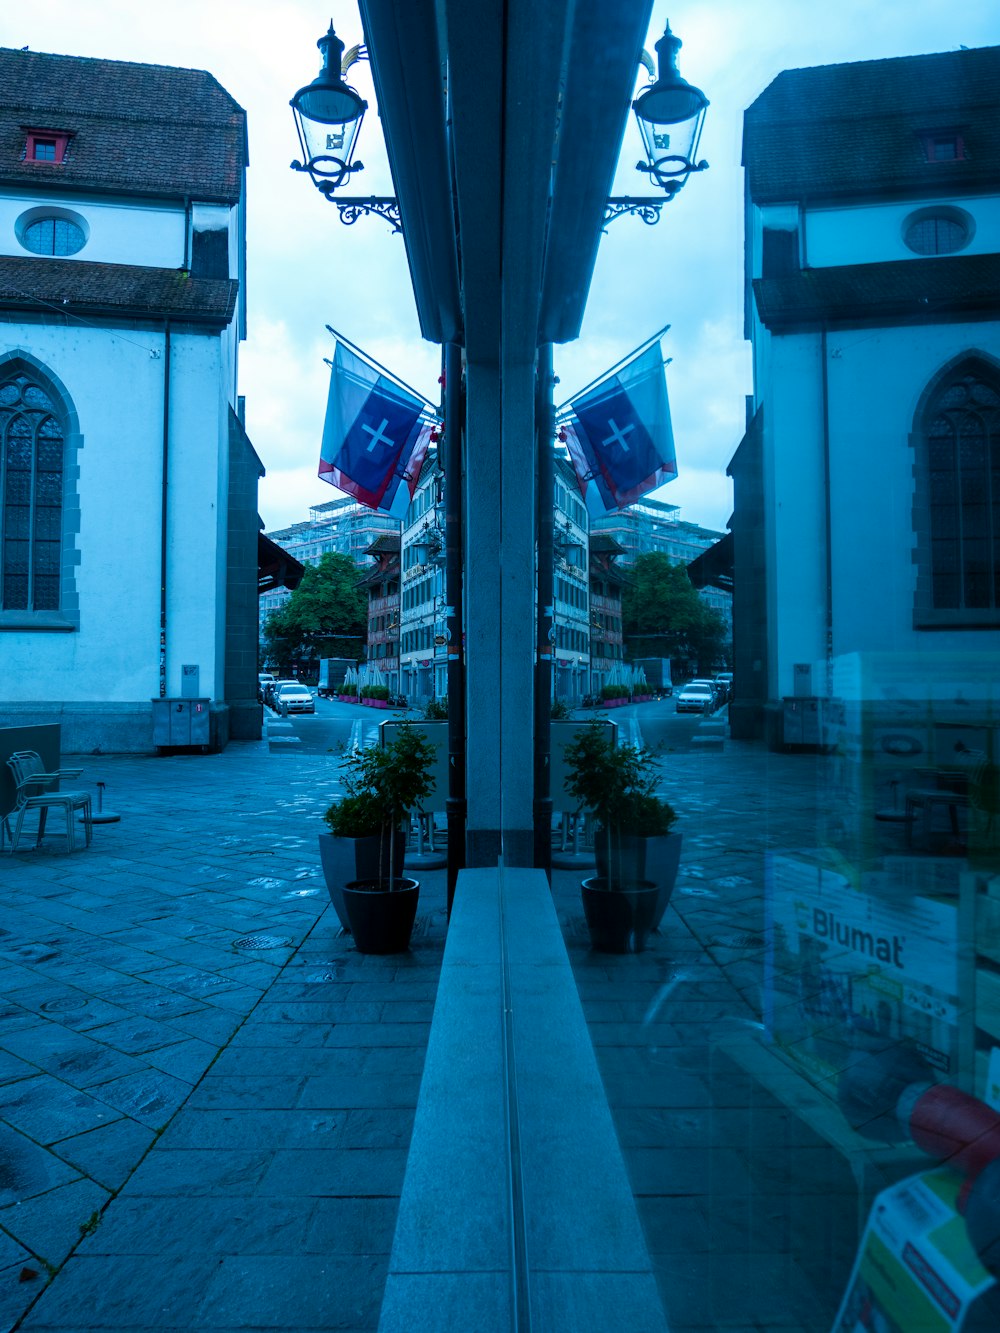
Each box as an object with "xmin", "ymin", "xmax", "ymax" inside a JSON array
[
  {"xmin": 23, "ymin": 217, "xmax": 85, "ymax": 256},
  {"xmin": 2, "ymin": 572, "xmax": 28, "ymax": 609},
  {"xmin": 1, "ymin": 375, "xmax": 64, "ymax": 612}
]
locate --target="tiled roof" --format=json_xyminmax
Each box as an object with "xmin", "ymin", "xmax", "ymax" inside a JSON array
[
  {"xmin": 0, "ymin": 254, "xmax": 237, "ymax": 324},
  {"xmin": 258, "ymin": 533, "xmax": 304, "ymax": 594},
  {"xmin": 753, "ymin": 253, "xmax": 1000, "ymax": 330},
  {"xmin": 0, "ymin": 47, "xmax": 246, "ymax": 203},
  {"xmin": 365, "ymin": 534, "xmax": 401, "ymax": 556},
  {"xmin": 744, "ymin": 45, "xmax": 1000, "ymax": 203},
  {"xmin": 589, "ymin": 533, "xmax": 625, "ymax": 555},
  {"xmin": 415, "ymin": 448, "xmax": 441, "ymax": 487}
]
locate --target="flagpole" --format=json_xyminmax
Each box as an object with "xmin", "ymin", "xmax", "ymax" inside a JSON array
[
  {"xmin": 554, "ymin": 323, "xmax": 671, "ymax": 414},
  {"xmin": 322, "ymin": 358, "xmax": 438, "ymax": 425},
  {"xmin": 533, "ymin": 344, "xmax": 555, "ymax": 880},
  {"xmin": 325, "ymin": 324, "xmax": 438, "ymax": 411},
  {"xmin": 443, "ymin": 341, "xmax": 466, "ymax": 915}
]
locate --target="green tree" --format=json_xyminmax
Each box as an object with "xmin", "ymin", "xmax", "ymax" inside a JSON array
[
  {"xmin": 263, "ymin": 551, "xmax": 367, "ymax": 673},
  {"xmin": 621, "ymin": 551, "xmax": 728, "ymax": 675}
]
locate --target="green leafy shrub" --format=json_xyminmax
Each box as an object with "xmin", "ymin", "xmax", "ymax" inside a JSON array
[
  {"xmin": 323, "ymin": 792, "xmax": 381, "ymax": 838},
  {"xmin": 360, "ymin": 684, "xmax": 391, "ymax": 702},
  {"xmin": 563, "ymin": 721, "xmax": 676, "ymax": 888},
  {"xmin": 322, "ymin": 724, "xmax": 436, "ymax": 888}
]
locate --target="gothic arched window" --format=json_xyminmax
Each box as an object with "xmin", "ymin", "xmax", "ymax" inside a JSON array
[{"xmin": 0, "ymin": 373, "xmax": 65, "ymax": 611}]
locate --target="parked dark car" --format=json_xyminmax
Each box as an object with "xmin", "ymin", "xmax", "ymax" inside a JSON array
[{"xmin": 714, "ymin": 672, "xmax": 733, "ymax": 703}]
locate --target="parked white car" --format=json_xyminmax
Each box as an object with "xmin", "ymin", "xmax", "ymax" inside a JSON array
[
  {"xmin": 275, "ymin": 682, "xmax": 315, "ymax": 714},
  {"xmin": 676, "ymin": 682, "xmax": 715, "ymax": 714}
]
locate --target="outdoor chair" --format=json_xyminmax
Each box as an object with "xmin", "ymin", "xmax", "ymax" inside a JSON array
[{"xmin": 3, "ymin": 751, "xmax": 92, "ymax": 854}]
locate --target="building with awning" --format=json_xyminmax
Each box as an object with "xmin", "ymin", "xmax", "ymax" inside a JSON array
[
  {"xmin": 686, "ymin": 530, "xmax": 733, "ymax": 593},
  {"xmin": 257, "ymin": 532, "xmax": 305, "ymax": 595}
]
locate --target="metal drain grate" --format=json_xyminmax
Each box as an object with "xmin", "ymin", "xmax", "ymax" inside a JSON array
[
  {"xmin": 232, "ymin": 934, "xmax": 293, "ymax": 951},
  {"xmin": 708, "ymin": 933, "xmax": 765, "ymax": 951}
]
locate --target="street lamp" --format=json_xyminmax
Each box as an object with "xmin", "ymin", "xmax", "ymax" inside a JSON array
[
  {"xmin": 632, "ymin": 22, "xmax": 709, "ymax": 196},
  {"xmin": 410, "ymin": 521, "xmax": 445, "ymax": 568},
  {"xmin": 604, "ymin": 19, "xmax": 709, "ymax": 227},
  {"xmin": 290, "ymin": 22, "xmax": 402, "ymax": 232},
  {"xmin": 290, "ymin": 23, "xmax": 367, "ymax": 193}
]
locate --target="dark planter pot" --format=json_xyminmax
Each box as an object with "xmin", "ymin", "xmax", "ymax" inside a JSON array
[
  {"xmin": 580, "ymin": 878, "xmax": 658, "ymax": 953},
  {"xmin": 342, "ymin": 877, "xmax": 420, "ymax": 954},
  {"xmin": 318, "ymin": 829, "xmax": 407, "ymax": 931},
  {"xmin": 594, "ymin": 830, "xmax": 683, "ymax": 931}
]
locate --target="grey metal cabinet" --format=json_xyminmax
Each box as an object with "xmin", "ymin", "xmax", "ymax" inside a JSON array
[{"xmin": 151, "ymin": 699, "xmax": 211, "ymax": 750}]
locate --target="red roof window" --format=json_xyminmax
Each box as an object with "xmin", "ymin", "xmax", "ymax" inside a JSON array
[
  {"xmin": 22, "ymin": 129, "xmax": 73, "ymax": 165},
  {"xmin": 919, "ymin": 130, "xmax": 966, "ymax": 164}
]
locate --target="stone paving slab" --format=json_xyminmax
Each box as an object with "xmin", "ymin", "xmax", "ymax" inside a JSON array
[
  {"xmin": 1, "ymin": 723, "xmax": 858, "ymax": 1331},
  {"xmin": 555, "ymin": 742, "xmax": 862, "ymax": 1333},
  {"xmin": 0, "ymin": 744, "xmax": 445, "ymax": 1332}
]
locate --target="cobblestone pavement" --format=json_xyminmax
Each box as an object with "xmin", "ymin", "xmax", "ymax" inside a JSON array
[
  {"xmin": 555, "ymin": 739, "xmax": 863, "ymax": 1333},
  {"xmin": 0, "ymin": 740, "xmax": 447, "ymax": 1332},
  {"xmin": 2, "ymin": 723, "xmax": 853, "ymax": 1332}
]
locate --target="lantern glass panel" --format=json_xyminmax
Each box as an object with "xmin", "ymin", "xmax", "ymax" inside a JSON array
[
  {"xmin": 298, "ymin": 107, "xmax": 362, "ymax": 177},
  {"xmin": 636, "ymin": 107, "xmax": 700, "ymax": 175}
]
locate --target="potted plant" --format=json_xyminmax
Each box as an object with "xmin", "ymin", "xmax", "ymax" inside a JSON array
[
  {"xmin": 321, "ymin": 723, "xmax": 436, "ymax": 953},
  {"xmin": 318, "ymin": 791, "xmax": 388, "ymax": 932},
  {"xmin": 564, "ymin": 721, "xmax": 681, "ymax": 952}
]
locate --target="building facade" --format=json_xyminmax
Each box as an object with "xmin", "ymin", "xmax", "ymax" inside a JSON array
[
  {"xmin": 0, "ymin": 47, "xmax": 260, "ymax": 751},
  {"xmin": 591, "ymin": 494, "xmax": 732, "ymax": 632},
  {"xmin": 735, "ymin": 44, "xmax": 1000, "ymax": 740},
  {"xmin": 552, "ymin": 459, "xmax": 590, "ymax": 702},
  {"xmin": 399, "ymin": 454, "xmax": 446, "ymax": 705},
  {"xmin": 358, "ymin": 534, "xmax": 401, "ymax": 693},
  {"xmin": 260, "ymin": 497, "xmax": 399, "ymax": 645},
  {"xmin": 588, "ymin": 533, "xmax": 626, "ymax": 694}
]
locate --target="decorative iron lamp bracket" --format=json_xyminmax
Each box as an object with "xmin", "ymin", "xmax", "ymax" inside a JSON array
[
  {"xmin": 323, "ymin": 192, "xmax": 403, "ymax": 234},
  {"xmin": 603, "ymin": 197, "xmax": 667, "ymax": 227}
]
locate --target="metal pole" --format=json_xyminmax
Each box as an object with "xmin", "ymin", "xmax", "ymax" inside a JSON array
[
  {"xmin": 325, "ymin": 324, "xmax": 438, "ymax": 410},
  {"xmin": 444, "ymin": 342, "xmax": 466, "ymax": 913},
  {"xmin": 554, "ymin": 324, "xmax": 670, "ymax": 414},
  {"xmin": 159, "ymin": 319, "xmax": 171, "ymax": 698},
  {"xmin": 533, "ymin": 344, "xmax": 555, "ymax": 879}
]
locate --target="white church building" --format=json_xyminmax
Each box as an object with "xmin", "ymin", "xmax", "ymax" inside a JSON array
[
  {"xmin": 0, "ymin": 47, "xmax": 263, "ymax": 752},
  {"xmin": 730, "ymin": 44, "xmax": 1000, "ymax": 757}
]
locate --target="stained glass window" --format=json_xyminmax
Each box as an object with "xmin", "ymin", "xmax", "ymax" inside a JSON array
[
  {"xmin": 0, "ymin": 374, "xmax": 64, "ymax": 611},
  {"xmin": 924, "ymin": 368, "xmax": 1000, "ymax": 611},
  {"xmin": 22, "ymin": 218, "xmax": 86, "ymax": 257}
]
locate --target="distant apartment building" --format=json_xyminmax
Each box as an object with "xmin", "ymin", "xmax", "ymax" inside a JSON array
[
  {"xmin": 399, "ymin": 454, "xmax": 446, "ymax": 704},
  {"xmin": 588, "ymin": 534, "xmax": 626, "ymax": 693},
  {"xmin": 591, "ymin": 496, "xmax": 733, "ymax": 631},
  {"xmin": 553, "ymin": 459, "xmax": 591, "ymax": 701},
  {"xmin": 259, "ymin": 497, "xmax": 399, "ymax": 642},
  {"xmin": 358, "ymin": 534, "xmax": 401, "ymax": 691},
  {"xmin": 271, "ymin": 464, "xmax": 728, "ymax": 702}
]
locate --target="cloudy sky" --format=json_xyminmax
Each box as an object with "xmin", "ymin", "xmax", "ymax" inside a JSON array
[{"xmin": 12, "ymin": 2, "xmax": 999, "ymax": 532}]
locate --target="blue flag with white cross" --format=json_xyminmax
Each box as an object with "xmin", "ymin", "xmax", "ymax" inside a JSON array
[
  {"xmin": 562, "ymin": 341, "xmax": 677, "ymax": 514},
  {"xmin": 319, "ymin": 341, "xmax": 432, "ymax": 517}
]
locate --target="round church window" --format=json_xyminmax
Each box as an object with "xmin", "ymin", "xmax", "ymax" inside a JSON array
[
  {"xmin": 903, "ymin": 206, "xmax": 974, "ymax": 256},
  {"xmin": 22, "ymin": 216, "xmax": 86, "ymax": 256}
]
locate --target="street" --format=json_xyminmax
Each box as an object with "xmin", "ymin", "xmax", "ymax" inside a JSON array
[
  {"xmin": 271, "ymin": 693, "xmax": 723, "ymax": 760},
  {"xmin": 266, "ymin": 695, "xmax": 385, "ymax": 758}
]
